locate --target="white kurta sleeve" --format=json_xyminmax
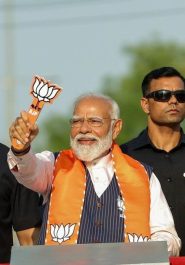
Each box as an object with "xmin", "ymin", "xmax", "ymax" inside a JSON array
[
  {"xmin": 7, "ymin": 149, "xmax": 55, "ymax": 200},
  {"xmin": 150, "ymin": 172, "xmax": 181, "ymax": 256}
]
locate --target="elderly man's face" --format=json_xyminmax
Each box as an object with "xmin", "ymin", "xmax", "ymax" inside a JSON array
[{"xmin": 70, "ymin": 97, "xmax": 120, "ymax": 162}]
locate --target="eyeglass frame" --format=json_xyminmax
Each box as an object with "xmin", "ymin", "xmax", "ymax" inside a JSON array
[
  {"xmin": 69, "ymin": 117, "xmax": 117, "ymax": 128},
  {"xmin": 145, "ymin": 89, "xmax": 185, "ymax": 103}
]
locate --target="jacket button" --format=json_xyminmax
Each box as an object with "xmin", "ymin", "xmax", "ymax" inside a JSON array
[
  {"xmin": 95, "ymin": 221, "xmax": 102, "ymax": 226},
  {"xmin": 97, "ymin": 202, "xmax": 102, "ymax": 208}
]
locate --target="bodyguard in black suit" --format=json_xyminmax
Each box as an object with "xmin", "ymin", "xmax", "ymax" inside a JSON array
[{"xmin": 121, "ymin": 66, "xmax": 185, "ymax": 256}]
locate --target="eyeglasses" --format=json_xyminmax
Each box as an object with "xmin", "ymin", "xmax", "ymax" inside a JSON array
[
  {"xmin": 145, "ymin": 89, "xmax": 185, "ymax": 103},
  {"xmin": 69, "ymin": 117, "xmax": 116, "ymax": 128}
]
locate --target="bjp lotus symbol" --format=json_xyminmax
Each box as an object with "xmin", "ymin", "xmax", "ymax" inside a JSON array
[
  {"xmin": 127, "ymin": 233, "xmax": 150, "ymax": 242},
  {"xmin": 11, "ymin": 75, "xmax": 62, "ymax": 151},
  {"xmin": 50, "ymin": 223, "xmax": 76, "ymax": 244},
  {"xmin": 32, "ymin": 76, "xmax": 61, "ymax": 103}
]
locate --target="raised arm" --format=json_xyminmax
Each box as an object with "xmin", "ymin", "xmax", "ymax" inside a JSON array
[{"xmin": 8, "ymin": 111, "xmax": 55, "ymax": 198}]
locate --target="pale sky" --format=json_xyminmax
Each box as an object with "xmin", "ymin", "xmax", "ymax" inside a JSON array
[{"xmin": 1, "ymin": 0, "xmax": 185, "ymax": 144}]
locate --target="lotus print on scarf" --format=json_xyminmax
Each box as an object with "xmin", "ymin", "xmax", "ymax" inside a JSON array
[
  {"xmin": 117, "ymin": 195, "xmax": 125, "ymax": 218},
  {"xmin": 32, "ymin": 76, "xmax": 61, "ymax": 103},
  {"xmin": 128, "ymin": 233, "xmax": 150, "ymax": 242},
  {"xmin": 50, "ymin": 223, "xmax": 76, "ymax": 244}
]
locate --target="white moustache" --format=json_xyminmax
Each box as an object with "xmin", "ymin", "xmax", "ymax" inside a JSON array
[{"xmin": 75, "ymin": 134, "xmax": 99, "ymax": 141}]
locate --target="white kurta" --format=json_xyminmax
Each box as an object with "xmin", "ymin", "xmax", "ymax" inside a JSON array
[{"xmin": 7, "ymin": 149, "xmax": 181, "ymax": 256}]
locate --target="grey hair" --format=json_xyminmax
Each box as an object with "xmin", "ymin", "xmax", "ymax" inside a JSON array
[{"xmin": 73, "ymin": 93, "xmax": 120, "ymax": 119}]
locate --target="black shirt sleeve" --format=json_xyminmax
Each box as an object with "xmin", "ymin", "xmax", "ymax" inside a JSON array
[{"xmin": 12, "ymin": 183, "xmax": 42, "ymax": 231}]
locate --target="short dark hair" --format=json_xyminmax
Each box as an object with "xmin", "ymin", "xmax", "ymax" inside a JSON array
[{"xmin": 142, "ymin": 66, "xmax": 185, "ymax": 96}]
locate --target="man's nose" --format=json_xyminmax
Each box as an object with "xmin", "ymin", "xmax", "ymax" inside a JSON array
[
  {"xmin": 168, "ymin": 94, "xmax": 178, "ymax": 104},
  {"xmin": 79, "ymin": 119, "xmax": 92, "ymax": 133}
]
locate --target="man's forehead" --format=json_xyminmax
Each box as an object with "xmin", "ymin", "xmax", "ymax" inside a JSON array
[
  {"xmin": 73, "ymin": 110, "xmax": 110, "ymax": 118},
  {"xmin": 73, "ymin": 98, "xmax": 111, "ymax": 114},
  {"xmin": 150, "ymin": 76, "xmax": 184, "ymax": 87}
]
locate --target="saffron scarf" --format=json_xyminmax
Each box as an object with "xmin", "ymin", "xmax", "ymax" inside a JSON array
[{"xmin": 45, "ymin": 143, "xmax": 151, "ymax": 245}]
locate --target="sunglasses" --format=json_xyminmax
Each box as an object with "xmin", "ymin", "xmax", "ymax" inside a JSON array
[{"xmin": 145, "ymin": 89, "xmax": 185, "ymax": 103}]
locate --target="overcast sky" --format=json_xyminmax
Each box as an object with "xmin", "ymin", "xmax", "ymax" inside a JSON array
[{"xmin": 1, "ymin": 0, "xmax": 185, "ymax": 144}]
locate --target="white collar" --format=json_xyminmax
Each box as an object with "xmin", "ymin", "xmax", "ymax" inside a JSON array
[
  {"xmin": 85, "ymin": 152, "xmax": 112, "ymax": 168},
  {"xmin": 85, "ymin": 153, "xmax": 114, "ymax": 197}
]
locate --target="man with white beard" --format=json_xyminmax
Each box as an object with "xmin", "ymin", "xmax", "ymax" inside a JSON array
[{"xmin": 8, "ymin": 93, "xmax": 180, "ymax": 256}]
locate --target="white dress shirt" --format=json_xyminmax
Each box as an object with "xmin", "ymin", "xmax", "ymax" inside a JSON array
[
  {"xmin": 7, "ymin": 149, "xmax": 181, "ymax": 256},
  {"xmin": 86, "ymin": 153, "xmax": 114, "ymax": 197}
]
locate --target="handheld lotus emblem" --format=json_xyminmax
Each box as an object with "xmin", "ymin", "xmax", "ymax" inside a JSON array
[
  {"xmin": 32, "ymin": 76, "xmax": 61, "ymax": 103},
  {"xmin": 127, "ymin": 233, "xmax": 150, "ymax": 242},
  {"xmin": 50, "ymin": 223, "xmax": 76, "ymax": 244},
  {"xmin": 11, "ymin": 75, "xmax": 62, "ymax": 151}
]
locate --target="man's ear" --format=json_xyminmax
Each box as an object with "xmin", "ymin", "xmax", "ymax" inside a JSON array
[
  {"xmin": 112, "ymin": 119, "xmax": 123, "ymax": 140},
  {"xmin": 141, "ymin": 97, "xmax": 150, "ymax": 114}
]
